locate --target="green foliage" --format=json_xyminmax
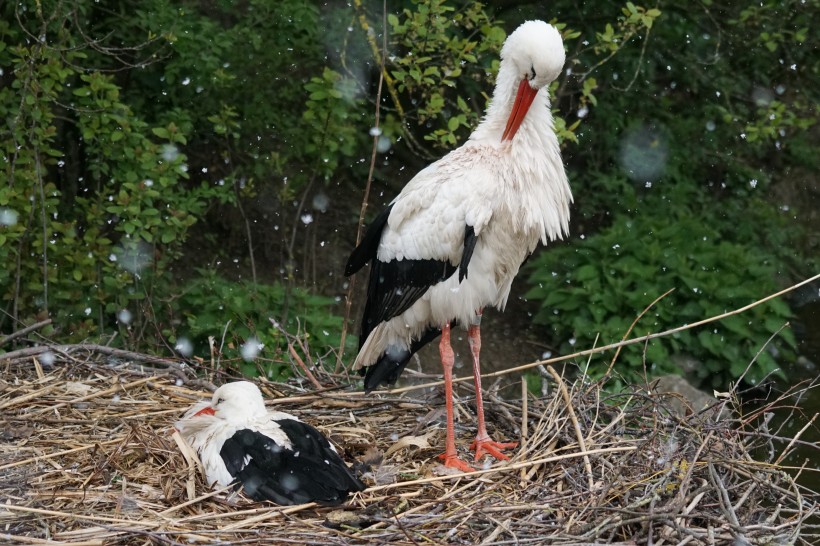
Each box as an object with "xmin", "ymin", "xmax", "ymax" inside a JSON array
[
  {"xmin": 171, "ymin": 270, "xmax": 353, "ymax": 379},
  {"xmin": 527, "ymin": 213, "xmax": 796, "ymax": 389},
  {"xmin": 520, "ymin": 0, "xmax": 817, "ymax": 389},
  {"xmin": 303, "ymin": 68, "xmax": 370, "ymax": 179},
  {"xmin": 1, "ymin": 0, "xmax": 815, "ymax": 393},
  {"xmin": 0, "ymin": 3, "xmax": 228, "ymax": 343},
  {"xmin": 382, "ymin": 0, "xmax": 506, "ymax": 149}
]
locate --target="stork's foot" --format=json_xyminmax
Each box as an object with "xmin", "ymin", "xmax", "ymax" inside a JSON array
[
  {"xmin": 470, "ymin": 436, "xmax": 518, "ymax": 462},
  {"xmin": 437, "ymin": 452, "xmax": 476, "ymax": 472}
]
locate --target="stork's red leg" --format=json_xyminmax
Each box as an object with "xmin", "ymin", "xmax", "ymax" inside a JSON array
[
  {"xmin": 436, "ymin": 322, "xmax": 475, "ymax": 472},
  {"xmin": 468, "ymin": 311, "xmax": 518, "ymax": 462}
]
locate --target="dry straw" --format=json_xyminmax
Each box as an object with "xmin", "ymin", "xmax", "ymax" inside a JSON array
[{"xmin": 1, "ymin": 277, "xmax": 818, "ymax": 544}]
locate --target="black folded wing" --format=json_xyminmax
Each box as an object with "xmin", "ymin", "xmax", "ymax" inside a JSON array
[{"xmin": 220, "ymin": 421, "xmax": 365, "ymax": 506}]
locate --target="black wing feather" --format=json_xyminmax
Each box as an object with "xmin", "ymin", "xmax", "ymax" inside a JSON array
[
  {"xmin": 360, "ymin": 257, "xmax": 457, "ymax": 348},
  {"xmin": 361, "ymin": 326, "xmax": 442, "ymax": 392},
  {"xmin": 459, "ymin": 224, "xmax": 477, "ymax": 282},
  {"xmin": 345, "ymin": 204, "xmax": 393, "ymax": 276},
  {"xmin": 346, "ymin": 201, "xmax": 480, "ymax": 388},
  {"xmin": 220, "ymin": 423, "xmax": 365, "ymax": 506}
]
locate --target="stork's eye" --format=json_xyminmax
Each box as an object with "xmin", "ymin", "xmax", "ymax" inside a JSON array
[
  {"xmin": 530, "ymin": 66, "xmax": 536, "ymax": 80},
  {"xmin": 216, "ymin": 397, "xmax": 225, "ymax": 405}
]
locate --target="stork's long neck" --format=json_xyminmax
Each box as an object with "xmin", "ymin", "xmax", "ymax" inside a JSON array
[
  {"xmin": 468, "ymin": 59, "xmax": 572, "ymax": 243},
  {"xmin": 469, "ymin": 61, "xmax": 554, "ymax": 145}
]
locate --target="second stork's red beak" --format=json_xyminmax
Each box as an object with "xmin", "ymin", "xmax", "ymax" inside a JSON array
[
  {"xmin": 501, "ymin": 78, "xmax": 538, "ymax": 141},
  {"xmin": 194, "ymin": 406, "xmax": 216, "ymax": 416}
]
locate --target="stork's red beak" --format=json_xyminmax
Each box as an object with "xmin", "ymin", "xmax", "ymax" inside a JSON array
[
  {"xmin": 194, "ymin": 406, "xmax": 216, "ymax": 416},
  {"xmin": 502, "ymin": 78, "xmax": 538, "ymax": 141}
]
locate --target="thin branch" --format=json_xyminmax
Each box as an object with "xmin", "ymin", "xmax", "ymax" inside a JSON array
[
  {"xmin": 234, "ymin": 179, "xmax": 257, "ymax": 284},
  {"xmin": 338, "ymin": 0, "xmax": 389, "ymax": 373},
  {"xmin": 381, "ymin": 273, "xmax": 820, "ymax": 395},
  {"xmin": 547, "ymin": 365, "xmax": 595, "ymax": 491},
  {"xmin": 0, "ymin": 318, "xmax": 52, "ymax": 347}
]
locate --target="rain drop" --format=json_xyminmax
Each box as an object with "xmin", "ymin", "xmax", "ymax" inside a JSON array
[
  {"xmin": 241, "ymin": 337, "xmax": 263, "ymax": 361},
  {"xmin": 0, "ymin": 208, "xmax": 19, "ymax": 226},
  {"xmin": 161, "ymin": 144, "xmax": 180, "ymax": 161},
  {"xmin": 117, "ymin": 309, "xmax": 133, "ymax": 325},
  {"xmin": 175, "ymin": 338, "xmax": 194, "ymax": 357},
  {"xmin": 312, "ymin": 192, "xmax": 330, "ymax": 212},
  {"xmin": 376, "ymin": 135, "xmax": 392, "ymax": 153}
]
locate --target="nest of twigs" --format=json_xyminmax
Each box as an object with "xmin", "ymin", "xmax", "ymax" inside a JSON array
[{"xmin": 1, "ymin": 343, "xmax": 818, "ymax": 545}]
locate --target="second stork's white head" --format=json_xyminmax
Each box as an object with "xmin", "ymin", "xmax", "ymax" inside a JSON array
[
  {"xmin": 197, "ymin": 381, "xmax": 268, "ymax": 423},
  {"xmin": 480, "ymin": 20, "xmax": 566, "ymax": 142}
]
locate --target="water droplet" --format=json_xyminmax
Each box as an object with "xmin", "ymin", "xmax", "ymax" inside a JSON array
[
  {"xmin": 175, "ymin": 338, "xmax": 194, "ymax": 357},
  {"xmin": 376, "ymin": 135, "xmax": 392, "ymax": 153},
  {"xmin": 241, "ymin": 337, "xmax": 263, "ymax": 361},
  {"xmin": 312, "ymin": 192, "xmax": 330, "ymax": 212},
  {"xmin": 0, "ymin": 208, "xmax": 19, "ymax": 226},
  {"xmin": 161, "ymin": 144, "xmax": 180, "ymax": 161},
  {"xmin": 117, "ymin": 309, "xmax": 133, "ymax": 324}
]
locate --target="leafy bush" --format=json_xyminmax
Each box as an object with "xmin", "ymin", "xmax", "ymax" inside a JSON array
[
  {"xmin": 2, "ymin": 0, "xmax": 814, "ymax": 395},
  {"xmin": 0, "ymin": 1, "xmax": 345, "ymax": 351},
  {"xmin": 521, "ymin": 0, "xmax": 815, "ymax": 389},
  {"xmin": 168, "ymin": 269, "xmax": 353, "ymax": 380},
  {"xmin": 526, "ymin": 212, "xmax": 796, "ymax": 390},
  {"xmin": 0, "ymin": 10, "xmax": 233, "ymax": 341}
]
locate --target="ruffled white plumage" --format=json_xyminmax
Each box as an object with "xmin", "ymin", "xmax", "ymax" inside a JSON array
[{"xmin": 176, "ymin": 397, "xmax": 299, "ymax": 488}]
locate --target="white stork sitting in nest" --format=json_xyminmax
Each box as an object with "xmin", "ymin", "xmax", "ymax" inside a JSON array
[
  {"xmin": 175, "ymin": 381, "xmax": 365, "ymax": 505},
  {"xmin": 346, "ymin": 20, "xmax": 572, "ymax": 472}
]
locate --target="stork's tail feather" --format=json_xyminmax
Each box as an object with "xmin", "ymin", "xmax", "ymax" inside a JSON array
[{"xmin": 361, "ymin": 327, "xmax": 443, "ymax": 392}]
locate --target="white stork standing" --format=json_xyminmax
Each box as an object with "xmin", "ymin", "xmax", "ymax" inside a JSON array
[
  {"xmin": 345, "ymin": 20, "xmax": 571, "ymax": 472},
  {"xmin": 175, "ymin": 381, "xmax": 365, "ymax": 505}
]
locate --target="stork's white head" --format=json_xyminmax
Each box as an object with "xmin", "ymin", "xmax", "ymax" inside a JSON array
[
  {"xmin": 501, "ymin": 20, "xmax": 565, "ymax": 91},
  {"xmin": 497, "ymin": 21, "xmax": 565, "ymax": 141},
  {"xmin": 208, "ymin": 381, "xmax": 268, "ymax": 422}
]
